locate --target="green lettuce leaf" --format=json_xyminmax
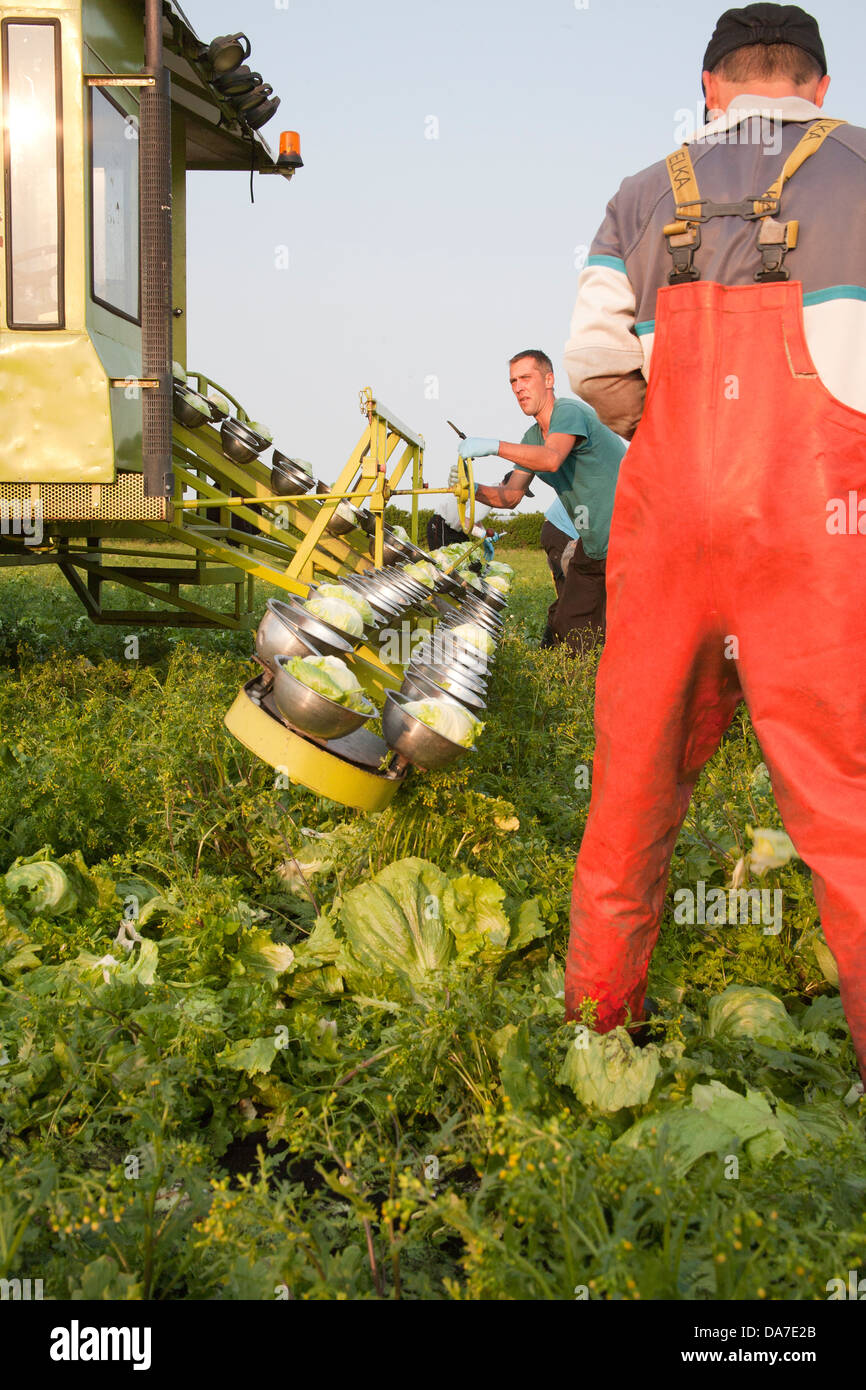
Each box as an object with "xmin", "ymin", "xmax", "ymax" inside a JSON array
[
  {"xmin": 443, "ymin": 872, "xmax": 510, "ymax": 959},
  {"xmin": 315, "ymin": 585, "xmax": 375, "ymax": 626},
  {"xmin": 235, "ymin": 929, "xmax": 295, "ymax": 979},
  {"xmin": 558, "ymin": 1026, "xmax": 661, "ymax": 1114},
  {"xmin": 218, "ymin": 1035, "xmax": 281, "ymax": 1075},
  {"xmin": 402, "ymin": 560, "xmax": 439, "ymax": 588},
  {"xmin": 402, "ymin": 697, "xmax": 482, "ymax": 748},
  {"xmin": 338, "ymin": 857, "xmax": 453, "ymax": 1000},
  {"xmin": 285, "ymin": 656, "xmax": 345, "ymax": 704},
  {"xmin": 303, "ymin": 596, "xmax": 364, "ymax": 637},
  {"xmin": 707, "ymin": 985, "xmax": 798, "ymax": 1046},
  {"xmin": 5, "ymin": 860, "xmax": 77, "ymax": 916}
]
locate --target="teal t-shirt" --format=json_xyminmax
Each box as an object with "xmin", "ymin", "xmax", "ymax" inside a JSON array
[
  {"xmin": 519, "ymin": 398, "xmax": 625, "ymax": 559},
  {"xmin": 544, "ymin": 496, "xmax": 579, "ymax": 540}
]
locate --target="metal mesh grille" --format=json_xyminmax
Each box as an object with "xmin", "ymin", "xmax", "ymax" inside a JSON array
[
  {"xmin": 140, "ymin": 73, "xmax": 173, "ymax": 498},
  {"xmin": 0, "ymin": 474, "xmax": 168, "ymax": 521}
]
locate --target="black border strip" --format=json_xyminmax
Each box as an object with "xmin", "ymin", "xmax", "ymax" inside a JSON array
[{"xmin": 2, "ymin": 17, "xmax": 65, "ymax": 330}]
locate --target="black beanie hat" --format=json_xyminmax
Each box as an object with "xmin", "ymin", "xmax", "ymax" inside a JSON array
[{"xmin": 703, "ymin": 3, "xmax": 827, "ymax": 77}]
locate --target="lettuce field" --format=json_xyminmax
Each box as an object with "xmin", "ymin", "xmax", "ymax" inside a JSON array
[{"xmin": 0, "ymin": 550, "xmax": 864, "ymax": 1302}]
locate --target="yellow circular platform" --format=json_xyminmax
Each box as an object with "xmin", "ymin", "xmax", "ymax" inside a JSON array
[{"xmin": 225, "ymin": 678, "xmax": 406, "ymax": 812}]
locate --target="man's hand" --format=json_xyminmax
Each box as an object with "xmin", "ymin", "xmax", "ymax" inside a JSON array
[{"xmin": 458, "ymin": 437, "xmax": 499, "ymax": 459}]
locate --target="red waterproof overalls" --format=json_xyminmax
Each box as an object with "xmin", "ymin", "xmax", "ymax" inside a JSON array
[{"xmin": 565, "ymin": 120, "xmax": 866, "ymax": 1083}]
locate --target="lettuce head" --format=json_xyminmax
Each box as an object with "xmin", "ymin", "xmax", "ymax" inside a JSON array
[
  {"xmin": 402, "ymin": 696, "xmax": 483, "ymax": 748},
  {"xmin": 484, "ymin": 574, "xmax": 510, "ymax": 595},
  {"xmin": 403, "ymin": 561, "xmax": 439, "ymax": 589},
  {"xmin": 707, "ymin": 984, "xmax": 798, "ymax": 1046},
  {"xmin": 5, "ymin": 860, "xmax": 78, "ymax": 917},
  {"xmin": 285, "ymin": 655, "xmax": 373, "ymax": 713},
  {"xmin": 303, "ymin": 595, "xmax": 364, "ymax": 638},
  {"xmin": 558, "ymin": 1026, "xmax": 661, "ymax": 1114},
  {"xmin": 315, "ymin": 584, "xmax": 374, "ymax": 626},
  {"xmin": 451, "ymin": 622, "xmax": 495, "ymax": 659}
]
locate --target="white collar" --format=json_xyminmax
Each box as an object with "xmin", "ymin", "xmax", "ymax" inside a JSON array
[{"xmin": 692, "ymin": 94, "xmax": 823, "ymax": 143}]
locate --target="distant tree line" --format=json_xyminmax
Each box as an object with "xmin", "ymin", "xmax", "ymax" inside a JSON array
[{"xmin": 384, "ymin": 506, "xmax": 544, "ymax": 549}]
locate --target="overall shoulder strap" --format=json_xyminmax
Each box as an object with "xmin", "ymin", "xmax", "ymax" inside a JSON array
[
  {"xmin": 753, "ymin": 117, "xmax": 846, "ymax": 214},
  {"xmin": 661, "ymin": 118, "xmax": 847, "ymax": 284}
]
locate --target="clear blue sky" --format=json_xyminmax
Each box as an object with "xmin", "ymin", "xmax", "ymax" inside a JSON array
[{"xmin": 180, "ymin": 0, "xmax": 866, "ymax": 511}]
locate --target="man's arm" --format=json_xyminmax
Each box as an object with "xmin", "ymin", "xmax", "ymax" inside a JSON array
[
  {"xmin": 497, "ymin": 433, "xmax": 582, "ymax": 474},
  {"xmin": 563, "ymin": 194, "xmax": 646, "ymax": 437},
  {"xmin": 579, "ymin": 372, "xmax": 646, "ymax": 441},
  {"xmin": 460, "ymin": 433, "xmax": 580, "ymax": 474},
  {"xmin": 475, "ymin": 468, "xmax": 534, "ymax": 510}
]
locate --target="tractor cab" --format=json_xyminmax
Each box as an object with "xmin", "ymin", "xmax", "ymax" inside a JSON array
[{"xmin": 0, "ymin": 0, "xmax": 492, "ymax": 813}]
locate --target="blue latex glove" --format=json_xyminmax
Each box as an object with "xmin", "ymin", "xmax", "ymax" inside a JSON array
[{"xmin": 458, "ymin": 437, "xmax": 499, "ymax": 459}]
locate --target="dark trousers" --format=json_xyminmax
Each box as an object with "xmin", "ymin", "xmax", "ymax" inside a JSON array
[
  {"xmin": 540, "ymin": 519, "xmax": 606, "ymax": 652},
  {"xmin": 427, "ymin": 515, "xmax": 466, "ymax": 550}
]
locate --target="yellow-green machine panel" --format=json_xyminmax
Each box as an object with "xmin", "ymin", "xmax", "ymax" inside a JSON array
[{"xmin": 1, "ymin": 0, "xmax": 115, "ymax": 482}]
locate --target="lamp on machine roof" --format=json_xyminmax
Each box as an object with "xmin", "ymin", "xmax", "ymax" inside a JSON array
[
  {"xmin": 244, "ymin": 93, "xmax": 281, "ymax": 130},
  {"xmin": 277, "ymin": 130, "xmax": 304, "ymax": 171},
  {"xmin": 205, "ymin": 32, "xmax": 251, "ymax": 75},
  {"xmin": 213, "ymin": 66, "xmax": 262, "ymax": 97}
]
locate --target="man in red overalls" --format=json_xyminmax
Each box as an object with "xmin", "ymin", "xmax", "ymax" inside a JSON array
[{"xmin": 563, "ymin": 3, "xmax": 866, "ymax": 1083}]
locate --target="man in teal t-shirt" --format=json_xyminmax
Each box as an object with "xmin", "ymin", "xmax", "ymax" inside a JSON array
[{"xmin": 463, "ymin": 349, "xmax": 626, "ymax": 648}]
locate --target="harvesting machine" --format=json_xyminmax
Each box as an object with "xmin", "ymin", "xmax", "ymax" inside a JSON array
[{"xmin": 0, "ymin": 0, "xmax": 506, "ymax": 810}]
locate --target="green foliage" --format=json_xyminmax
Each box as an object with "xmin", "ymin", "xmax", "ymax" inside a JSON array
[
  {"xmin": 493, "ymin": 510, "xmax": 545, "ymax": 548},
  {"xmin": 384, "ymin": 505, "xmax": 545, "ymax": 550},
  {"xmin": 0, "ymin": 551, "xmax": 862, "ymax": 1301}
]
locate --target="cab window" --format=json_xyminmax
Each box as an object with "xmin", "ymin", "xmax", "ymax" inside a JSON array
[
  {"xmin": 90, "ymin": 86, "xmax": 140, "ymax": 322},
  {"xmin": 2, "ymin": 19, "xmax": 64, "ymax": 329}
]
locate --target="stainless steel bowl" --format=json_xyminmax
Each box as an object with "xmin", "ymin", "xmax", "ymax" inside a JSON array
[
  {"xmin": 450, "ymin": 632, "xmax": 495, "ymax": 663},
  {"xmin": 315, "ymin": 483, "xmax": 361, "ymax": 537},
  {"xmin": 383, "ymin": 528, "xmax": 417, "ymax": 555},
  {"xmin": 372, "ymin": 537, "xmax": 408, "ymax": 566},
  {"xmin": 272, "ymin": 598, "xmax": 361, "ymax": 655},
  {"xmin": 369, "ymin": 576, "xmax": 430, "ymax": 609},
  {"xmin": 273, "ymin": 656, "xmax": 374, "ymax": 740},
  {"xmin": 477, "ymin": 580, "xmax": 509, "ymax": 610},
  {"xmin": 339, "ymin": 575, "xmax": 404, "ymax": 620},
  {"xmin": 354, "ymin": 510, "xmax": 379, "ymax": 537},
  {"xmin": 221, "ymin": 416, "xmax": 270, "ymax": 464},
  {"xmin": 371, "ymin": 528, "xmax": 428, "ymax": 565},
  {"xmin": 385, "ymin": 575, "xmax": 435, "ymax": 603},
  {"xmin": 362, "ymin": 566, "xmax": 429, "ymax": 596},
  {"xmin": 439, "ymin": 622, "xmax": 500, "ymax": 647},
  {"xmin": 458, "ymin": 609, "xmax": 504, "ymax": 636},
  {"xmin": 398, "ymin": 538, "xmax": 433, "ymax": 563},
  {"xmin": 173, "ymin": 387, "xmax": 211, "ymax": 429},
  {"xmin": 408, "ymin": 655, "xmax": 487, "ymax": 696},
  {"xmin": 326, "ymin": 505, "xmax": 359, "ymax": 537},
  {"xmin": 305, "ymin": 583, "xmax": 380, "ymax": 642},
  {"xmin": 441, "ymin": 608, "xmax": 502, "ymax": 636},
  {"xmin": 255, "ymin": 599, "xmax": 325, "ymax": 672},
  {"xmin": 434, "ymin": 571, "xmax": 469, "ymax": 600},
  {"xmin": 410, "ymin": 633, "xmax": 489, "ymax": 677},
  {"xmin": 401, "ymin": 668, "xmax": 487, "ymax": 713},
  {"xmin": 427, "ymin": 632, "xmax": 493, "ymax": 674},
  {"xmin": 270, "ymin": 452, "xmax": 314, "ymax": 496},
  {"xmin": 382, "ymin": 691, "xmax": 476, "ymax": 771},
  {"xmin": 461, "ymin": 599, "xmax": 505, "ymax": 627},
  {"xmin": 445, "ymin": 599, "xmax": 503, "ymax": 625}
]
